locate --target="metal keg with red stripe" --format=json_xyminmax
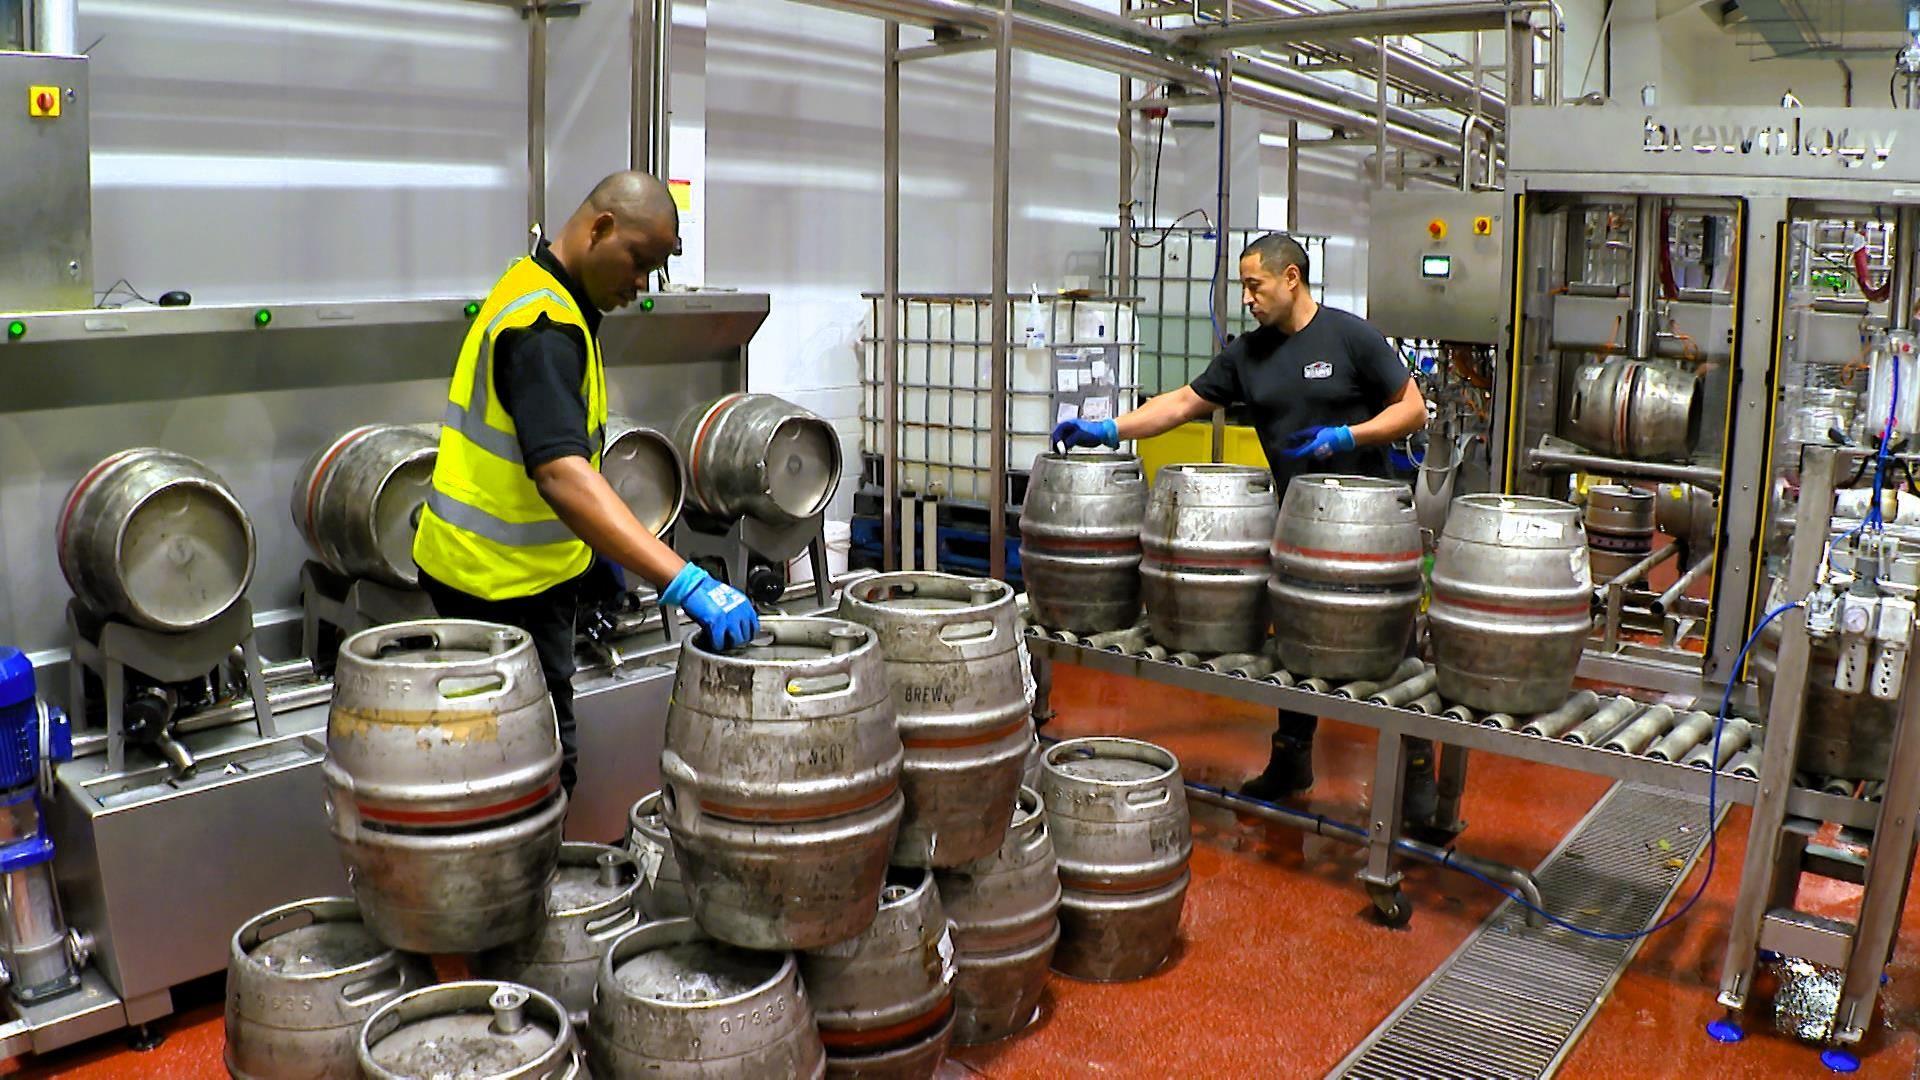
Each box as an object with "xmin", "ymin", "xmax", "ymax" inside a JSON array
[
  {"xmin": 660, "ymin": 617, "xmax": 904, "ymax": 951},
  {"xmin": 1268, "ymin": 474, "xmax": 1423, "ymax": 681},
  {"xmin": 838, "ymin": 572, "xmax": 1033, "ymax": 868},
  {"xmin": 323, "ymin": 620, "xmax": 566, "ymax": 954},
  {"xmin": 669, "ymin": 394, "xmax": 842, "ymax": 525},
  {"xmin": 290, "ymin": 424, "xmax": 437, "ymax": 589},
  {"xmin": 1018, "ymin": 451, "xmax": 1148, "ymax": 634},
  {"xmin": 1139, "ymin": 464, "xmax": 1277, "ymax": 655},
  {"xmin": 58, "ymin": 448, "xmax": 256, "ymax": 632},
  {"xmin": 799, "ymin": 867, "xmax": 957, "ymax": 1078},
  {"xmin": 1429, "ymin": 494, "xmax": 1593, "ymax": 714},
  {"xmin": 1039, "ymin": 737, "xmax": 1190, "ymax": 983},
  {"xmin": 935, "ymin": 785, "xmax": 1061, "ymax": 1045}
]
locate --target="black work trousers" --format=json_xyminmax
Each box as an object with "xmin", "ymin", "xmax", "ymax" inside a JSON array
[
  {"xmin": 1273, "ymin": 711, "xmax": 1434, "ymax": 766},
  {"xmin": 418, "ymin": 569, "xmax": 585, "ymax": 793}
]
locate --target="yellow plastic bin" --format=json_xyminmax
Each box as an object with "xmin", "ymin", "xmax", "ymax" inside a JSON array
[{"xmin": 1137, "ymin": 422, "xmax": 1268, "ymax": 483}]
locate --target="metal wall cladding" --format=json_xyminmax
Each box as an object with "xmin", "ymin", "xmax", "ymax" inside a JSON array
[
  {"xmin": 1582, "ymin": 484, "xmax": 1656, "ymax": 582},
  {"xmin": 671, "ymin": 393, "xmax": 842, "ymax": 524},
  {"xmin": 323, "ymin": 620, "xmax": 566, "ymax": 954},
  {"xmin": 358, "ymin": 980, "xmax": 583, "ymax": 1080},
  {"xmin": 1566, "ymin": 358, "xmax": 1703, "ymax": 462},
  {"xmin": 837, "ymin": 572, "xmax": 1033, "ymax": 868},
  {"xmin": 602, "ymin": 416, "xmax": 687, "ymax": 537},
  {"xmin": 290, "ymin": 424, "xmax": 437, "ymax": 589},
  {"xmin": 1039, "ymin": 738, "xmax": 1190, "ymax": 983},
  {"xmin": 473, "ymin": 843, "xmax": 644, "ymax": 1021},
  {"xmin": 1019, "ymin": 452, "xmax": 1148, "ymax": 634},
  {"xmin": 661, "ymin": 617, "xmax": 904, "ymax": 951},
  {"xmin": 1140, "ymin": 464, "xmax": 1276, "ymax": 655},
  {"xmin": 933, "ymin": 786, "xmax": 1061, "ymax": 1046},
  {"xmin": 1752, "ymin": 575, "xmax": 1895, "ymax": 781},
  {"xmin": 1429, "ymin": 495, "xmax": 1593, "ymax": 715},
  {"xmin": 224, "ymin": 897, "xmax": 434, "ymax": 1080},
  {"xmin": 59, "ymin": 448, "xmax": 256, "ymax": 632},
  {"xmin": 589, "ymin": 917, "xmax": 825, "ymax": 1079},
  {"xmin": 627, "ymin": 791, "xmax": 691, "ymax": 920},
  {"xmin": 1268, "ymin": 475, "xmax": 1422, "ymax": 681},
  {"xmin": 799, "ymin": 867, "xmax": 957, "ymax": 1080}
]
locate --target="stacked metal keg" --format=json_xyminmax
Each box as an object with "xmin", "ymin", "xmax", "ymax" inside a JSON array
[{"xmin": 1139, "ymin": 464, "xmax": 1278, "ymax": 654}]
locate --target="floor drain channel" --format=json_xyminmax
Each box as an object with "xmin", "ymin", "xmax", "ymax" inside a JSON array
[{"xmin": 1330, "ymin": 782, "xmax": 1724, "ymax": 1080}]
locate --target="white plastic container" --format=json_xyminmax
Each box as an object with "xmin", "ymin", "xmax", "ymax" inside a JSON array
[
  {"xmin": 1864, "ymin": 328, "xmax": 1920, "ymax": 446},
  {"xmin": 787, "ymin": 520, "xmax": 852, "ymax": 585}
]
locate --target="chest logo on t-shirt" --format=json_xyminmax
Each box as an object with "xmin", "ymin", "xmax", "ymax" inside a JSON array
[{"xmin": 1303, "ymin": 360, "xmax": 1334, "ymax": 380}]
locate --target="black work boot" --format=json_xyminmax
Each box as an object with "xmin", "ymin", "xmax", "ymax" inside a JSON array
[
  {"xmin": 1402, "ymin": 740, "xmax": 1439, "ymax": 830},
  {"xmin": 1240, "ymin": 735, "xmax": 1314, "ymax": 802}
]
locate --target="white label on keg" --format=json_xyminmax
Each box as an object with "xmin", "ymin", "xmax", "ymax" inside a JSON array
[
  {"xmin": 936, "ymin": 926, "xmax": 958, "ymax": 984},
  {"xmin": 639, "ymin": 846, "xmax": 663, "ymax": 888},
  {"xmin": 1570, "ymin": 549, "xmax": 1587, "ymax": 579},
  {"xmin": 1016, "ymin": 639, "xmax": 1037, "ymax": 710}
]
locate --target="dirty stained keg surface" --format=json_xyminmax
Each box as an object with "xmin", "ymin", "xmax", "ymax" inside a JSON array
[
  {"xmin": 1050, "ymin": 754, "xmax": 1165, "ymax": 784},
  {"xmin": 614, "ymin": 941, "xmax": 779, "ymax": 1002},
  {"xmin": 249, "ymin": 922, "xmax": 385, "ymax": 974},
  {"xmin": 365, "ymin": 1012, "xmax": 556, "ymax": 1075},
  {"xmin": 545, "ymin": 864, "xmax": 623, "ymax": 911}
]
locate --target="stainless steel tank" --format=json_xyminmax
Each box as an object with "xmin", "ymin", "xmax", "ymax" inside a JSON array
[
  {"xmin": 1139, "ymin": 464, "xmax": 1276, "ymax": 655},
  {"xmin": 671, "ymin": 394, "xmax": 842, "ymax": 524},
  {"xmin": 603, "ymin": 416, "xmax": 687, "ymax": 537},
  {"xmin": 837, "ymin": 573, "xmax": 1032, "ymax": 868},
  {"xmin": 627, "ymin": 791, "xmax": 691, "ymax": 920},
  {"xmin": 473, "ymin": 843, "xmax": 643, "ymax": 1021},
  {"xmin": 661, "ymin": 617, "xmax": 904, "ymax": 950},
  {"xmin": 588, "ymin": 917, "xmax": 826, "ymax": 1079},
  {"xmin": 1040, "ymin": 738, "xmax": 1190, "ymax": 983},
  {"xmin": 1583, "ymin": 484, "xmax": 1656, "ymax": 582},
  {"xmin": 1566, "ymin": 357, "xmax": 1703, "ymax": 461},
  {"xmin": 357, "ymin": 981, "xmax": 583, "ymax": 1079},
  {"xmin": 1267, "ymin": 475, "xmax": 1421, "ymax": 680},
  {"xmin": 59, "ymin": 448, "xmax": 256, "ymax": 632},
  {"xmin": 290, "ymin": 425, "xmax": 437, "ymax": 589},
  {"xmin": 1752, "ymin": 575, "xmax": 1895, "ymax": 780},
  {"xmin": 1019, "ymin": 452, "xmax": 1148, "ymax": 633},
  {"xmin": 933, "ymin": 786, "xmax": 1060, "ymax": 1046},
  {"xmin": 224, "ymin": 897, "xmax": 434, "ymax": 1080},
  {"xmin": 799, "ymin": 867, "xmax": 957, "ymax": 1080},
  {"xmin": 324, "ymin": 620, "xmax": 567, "ymax": 954},
  {"xmin": 1429, "ymin": 495, "xmax": 1592, "ymax": 715}
]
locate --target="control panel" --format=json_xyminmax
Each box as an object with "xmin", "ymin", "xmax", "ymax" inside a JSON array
[
  {"xmin": 1366, "ymin": 190, "xmax": 1508, "ymax": 344},
  {"xmin": 1, "ymin": 53, "xmax": 91, "ymax": 313}
]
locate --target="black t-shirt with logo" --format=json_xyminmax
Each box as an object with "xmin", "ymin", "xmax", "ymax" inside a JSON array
[{"xmin": 1188, "ymin": 305, "xmax": 1410, "ymax": 500}]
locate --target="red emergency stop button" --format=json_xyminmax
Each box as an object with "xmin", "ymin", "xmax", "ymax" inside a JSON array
[
  {"xmin": 28, "ymin": 86, "xmax": 60, "ymax": 118},
  {"xmin": 1427, "ymin": 219, "xmax": 1448, "ymax": 240}
]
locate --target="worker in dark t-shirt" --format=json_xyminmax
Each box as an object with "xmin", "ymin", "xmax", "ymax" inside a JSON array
[{"xmin": 1051, "ymin": 233, "xmax": 1436, "ymax": 822}]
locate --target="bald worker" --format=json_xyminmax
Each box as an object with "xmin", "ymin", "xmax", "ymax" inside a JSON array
[{"xmin": 414, "ymin": 171, "xmax": 757, "ymax": 793}]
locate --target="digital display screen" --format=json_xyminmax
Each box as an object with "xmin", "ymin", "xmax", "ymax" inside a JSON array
[{"xmin": 1421, "ymin": 254, "xmax": 1452, "ymax": 279}]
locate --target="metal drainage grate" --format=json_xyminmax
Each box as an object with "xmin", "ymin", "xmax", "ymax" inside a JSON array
[{"xmin": 1331, "ymin": 782, "xmax": 1726, "ymax": 1080}]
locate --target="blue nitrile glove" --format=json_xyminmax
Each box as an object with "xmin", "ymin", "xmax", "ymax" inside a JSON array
[
  {"xmin": 662, "ymin": 564, "xmax": 760, "ymax": 650},
  {"xmin": 1280, "ymin": 425, "xmax": 1355, "ymax": 461},
  {"xmin": 1050, "ymin": 418, "xmax": 1120, "ymax": 452}
]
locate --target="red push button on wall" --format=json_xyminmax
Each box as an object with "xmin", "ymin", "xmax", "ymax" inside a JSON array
[
  {"xmin": 28, "ymin": 86, "xmax": 60, "ymax": 118},
  {"xmin": 1427, "ymin": 219, "xmax": 1448, "ymax": 240}
]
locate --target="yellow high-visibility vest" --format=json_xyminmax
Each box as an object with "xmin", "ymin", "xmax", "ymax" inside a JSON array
[{"xmin": 413, "ymin": 255, "xmax": 608, "ymax": 600}]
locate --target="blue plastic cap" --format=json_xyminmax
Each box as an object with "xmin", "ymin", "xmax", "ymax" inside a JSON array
[
  {"xmin": 1821, "ymin": 1049, "xmax": 1861, "ymax": 1073},
  {"xmin": 0, "ymin": 649, "xmax": 33, "ymax": 710},
  {"xmin": 0, "ymin": 832, "xmax": 53, "ymax": 874},
  {"xmin": 1706, "ymin": 1018, "xmax": 1745, "ymax": 1044}
]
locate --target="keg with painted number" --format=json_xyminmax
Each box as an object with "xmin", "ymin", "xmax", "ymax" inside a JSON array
[
  {"xmin": 1753, "ymin": 574, "xmax": 1896, "ymax": 780},
  {"xmin": 324, "ymin": 620, "xmax": 566, "ymax": 954},
  {"xmin": 838, "ymin": 573, "xmax": 1032, "ymax": 867},
  {"xmin": 800, "ymin": 867, "xmax": 956, "ymax": 1079},
  {"xmin": 588, "ymin": 917, "xmax": 825, "ymax": 1079},
  {"xmin": 671, "ymin": 394, "xmax": 842, "ymax": 524},
  {"xmin": 224, "ymin": 897, "xmax": 434, "ymax": 1080},
  {"xmin": 627, "ymin": 791, "xmax": 691, "ymax": 920},
  {"xmin": 357, "ymin": 981, "xmax": 583, "ymax": 1079},
  {"xmin": 1019, "ymin": 452, "xmax": 1148, "ymax": 633},
  {"xmin": 603, "ymin": 416, "xmax": 687, "ymax": 536},
  {"xmin": 934, "ymin": 786, "xmax": 1060, "ymax": 1046},
  {"xmin": 473, "ymin": 843, "xmax": 642, "ymax": 1020},
  {"xmin": 1429, "ymin": 495, "xmax": 1592, "ymax": 714},
  {"xmin": 1566, "ymin": 357, "xmax": 1703, "ymax": 461},
  {"xmin": 59, "ymin": 448, "xmax": 256, "ymax": 632},
  {"xmin": 1268, "ymin": 475, "xmax": 1422, "ymax": 680},
  {"xmin": 291, "ymin": 425, "xmax": 437, "ymax": 589},
  {"xmin": 1040, "ymin": 738, "xmax": 1190, "ymax": 982},
  {"xmin": 1583, "ymin": 484, "xmax": 1656, "ymax": 582},
  {"xmin": 661, "ymin": 617, "xmax": 904, "ymax": 950},
  {"xmin": 1140, "ymin": 465, "xmax": 1276, "ymax": 655}
]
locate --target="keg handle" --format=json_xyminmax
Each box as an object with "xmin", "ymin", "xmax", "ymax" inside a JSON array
[
  {"xmin": 436, "ymin": 670, "xmax": 513, "ymax": 702},
  {"xmin": 339, "ymin": 956, "xmax": 411, "ymax": 1008},
  {"xmin": 241, "ymin": 904, "xmax": 320, "ymax": 951},
  {"xmin": 1124, "ymin": 785, "xmax": 1172, "ymax": 810},
  {"xmin": 584, "ymin": 907, "xmax": 642, "ymax": 943},
  {"xmin": 938, "ymin": 620, "xmax": 996, "ymax": 645},
  {"xmin": 785, "ymin": 673, "xmax": 853, "ymax": 698},
  {"xmin": 1114, "ymin": 467, "xmax": 1143, "ymax": 485}
]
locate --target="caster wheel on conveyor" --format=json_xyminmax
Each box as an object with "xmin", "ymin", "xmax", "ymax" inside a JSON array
[
  {"xmin": 127, "ymin": 1024, "xmax": 165, "ymax": 1051},
  {"xmin": 1367, "ymin": 884, "xmax": 1413, "ymax": 929}
]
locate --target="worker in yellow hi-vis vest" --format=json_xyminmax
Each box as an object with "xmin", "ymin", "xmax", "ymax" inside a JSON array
[{"xmin": 414, "ymin": 171, "xmax": 756, "ymax": 793}]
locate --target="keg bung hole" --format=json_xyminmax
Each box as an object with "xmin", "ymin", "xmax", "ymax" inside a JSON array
[{"xmin": 488, "ymin": 986, "xmax": 530, "ymax": 1036}]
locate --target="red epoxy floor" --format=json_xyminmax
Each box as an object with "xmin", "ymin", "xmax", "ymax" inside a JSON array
[{"xmin": 7, "ymin": 663, "xmax": 1917, "ymax": 1077}]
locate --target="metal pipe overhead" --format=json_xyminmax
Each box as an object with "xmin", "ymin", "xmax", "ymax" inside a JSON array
[
  {"xmin": 1178, "ymin": 0, "xmax": 1534, "ymax": 52},
  {"xmin": 1233, "ymin": 50, "xmax": 1462, "ymax": 147}
]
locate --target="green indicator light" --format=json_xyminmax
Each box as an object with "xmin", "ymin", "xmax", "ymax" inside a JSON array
[
  {"xmin": 253, "ymin": 308, "xmax": 272, "ymax": 327},
  {"xmin": 463, "ymin": 301, "xmax": 481, "ymax": 318},
  {"xmin": 639, "ymin": 298, "xmax": 655, "ymax": 312},
  {"xmin": 5, "ymin": 320, "xmax": 23, "ymax": 341}
]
